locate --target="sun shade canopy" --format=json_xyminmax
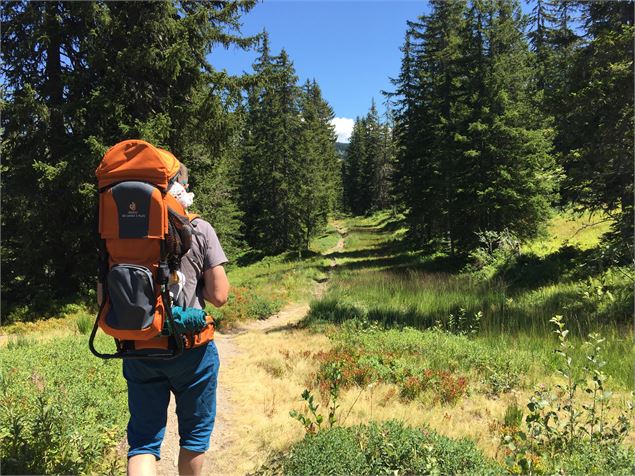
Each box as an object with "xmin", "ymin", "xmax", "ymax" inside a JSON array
[{"xmin": 96, "ymin": 139, "xmax": 180, "ymax": 190}]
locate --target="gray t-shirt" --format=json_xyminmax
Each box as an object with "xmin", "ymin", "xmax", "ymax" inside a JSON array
[{"xmin": 177, "ymin": 218, "xmax": 228, "ymax": 310}]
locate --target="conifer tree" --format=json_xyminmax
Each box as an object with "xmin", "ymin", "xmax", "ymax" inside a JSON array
[
  {"xmin": 456, "ymin": 0, "xmax": 557, "ymax": 250},
  {"xmin": 563, "ymin": 1, "xmax": 634, "ymax": 257},
  {"xmin": 241, "ymin": 37, "xmax": 339, "ymax": 254},
  {"xmin": 241, "ymin": 36, "xmax": 302, "ymax": 253},
  {"xmin": 296, "ymin": 80, "xmax": 341, "ymax": 250},
  {"xmin": 342, "ymin": 103, "xmax": 395, "ymax": 216},
  {"xmin": 342, "ymin": 118, "xmax": 367, "ymax": 215},
  {"xmin": 1, "ymin": 1, "xmax": 256, "ymax": 316},
  {"xmin": 390, "ymin": 0, "xmax": 558, "ymax": 252}
]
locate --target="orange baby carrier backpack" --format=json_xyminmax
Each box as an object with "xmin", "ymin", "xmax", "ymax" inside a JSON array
[{"xmin": 89, "ymin": 139, "xmax": 214, "ymax": 359}]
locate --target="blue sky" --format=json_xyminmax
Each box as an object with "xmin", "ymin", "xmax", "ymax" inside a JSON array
[{"xmin": 208, "ymin": 1, "xmax": 430, "ymax": 142}]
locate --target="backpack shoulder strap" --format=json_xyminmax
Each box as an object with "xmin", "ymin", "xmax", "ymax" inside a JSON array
[{"xmin": 187, "ymin": 212, "xmax": 200, "ymax": 222}]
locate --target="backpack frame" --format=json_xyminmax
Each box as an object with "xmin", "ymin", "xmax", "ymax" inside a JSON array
[{"xmin": 88, "ymin": 140, "xmax": 213, "ymax": 360}]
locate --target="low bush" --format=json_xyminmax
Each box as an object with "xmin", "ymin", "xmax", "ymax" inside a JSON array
[
  {"xmin": 313, "ymin": 347, "xmax": 469, "ymax": 405},
  {"xmin": 498, "ymin": 316, "xmax": 634, "ymax": 475},
  {"xmin": 0, "ymin": 335, "xmax": 127, "ymax": 475},
  {"xmin": 210, "ymin": 286, "xmax": 282, "ymax": 327},
  {"xmin": 282, "ymin": 420, "xmax": 500, "ymax": 475},
  {"xmin": 323, "ymin": 324, "xmax": 527, "ymax": 396}
]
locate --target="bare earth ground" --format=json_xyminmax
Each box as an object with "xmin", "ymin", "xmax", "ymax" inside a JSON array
[{"xmin": 157, "ymin": 225, "xmax": 346, "ymax": 475}]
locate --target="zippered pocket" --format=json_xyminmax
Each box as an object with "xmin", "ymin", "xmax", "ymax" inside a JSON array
[{"xmin": 106, "ymin": 264, "xmax": 156, "ymax": 330}]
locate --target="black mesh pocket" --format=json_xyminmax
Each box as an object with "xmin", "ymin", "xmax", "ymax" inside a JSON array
[{"xmin": 106, "ymin": 264, "xmax": 156, "ymax": 330}]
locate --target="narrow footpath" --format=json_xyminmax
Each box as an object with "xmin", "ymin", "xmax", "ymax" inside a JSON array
[{"xmin": 157, "ymin": 223, "xmax": 346, "ymax": 475}]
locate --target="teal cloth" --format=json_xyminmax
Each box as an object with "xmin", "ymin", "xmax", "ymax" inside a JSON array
[{"xmin": 167, "ymin": 306, "xmax": 208, "ymax": 334}]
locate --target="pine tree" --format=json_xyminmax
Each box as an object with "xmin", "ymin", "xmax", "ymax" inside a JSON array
[
  {"xmin": 1, "ymin": 1, "xmax": 257, "ymax": 317},
  {"xmin": 295, "ymin": 80, "xmax": 341, "ymax": 250},
  {"xmin": 563, "ymin": 1, "xmax": 634, "ymax": 258}
]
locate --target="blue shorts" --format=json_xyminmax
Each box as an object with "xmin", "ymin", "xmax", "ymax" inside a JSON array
[{"xmin": 122, "ymin": 341, "xmax": 220, "ymax": 460}]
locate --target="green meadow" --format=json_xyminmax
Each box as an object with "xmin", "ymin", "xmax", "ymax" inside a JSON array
[{"xmin": 2, "ymin": 210, "xmax": 633, "ymax": 475}]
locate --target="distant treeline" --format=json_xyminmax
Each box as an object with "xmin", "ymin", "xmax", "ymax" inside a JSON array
[
  {"xmin": 1, "ymin": 2, "xmax": 340, "ymax": 317},
  {"xmin": 343, "ymin": 0, "xmax": 633, "ymax": 256}
]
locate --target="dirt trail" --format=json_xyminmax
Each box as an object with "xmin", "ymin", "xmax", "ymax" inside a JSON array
[{"xmin": 157, "ymin": 222, "xmax": 346, "ymax": 475}]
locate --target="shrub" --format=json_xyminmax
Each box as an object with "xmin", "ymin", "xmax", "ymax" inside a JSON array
[
  {"xmin": 544, "ymin": 442, "xmax": 635, "ymax": 475},
  {"xmin": 0, "ymin": 335, "xmax": 127, "ymax": 474},
  {"xmin": 282, "ymin": 420, "xmax": 500, "ymax": 476},
  {"xmin": 211, "ymin": 286, "xmax": 282, "ymax": 326},
  {"xmin": 76, "ymin": 314, "xmax": 94, "ymax": 335},
  {"xmin": 314, "ymin": 348, "xmax": 468, "ymax": 405},
  {"xmin": 247, "ymin": 292, "xmax": 279, "ymax": 320},
  {"xmin": 283, "ymin": 426, "xmax": 367, "ymax": 476},
  {"xmin": 499, "ymin": 316, "xmax": 634, "ymax": 474}
]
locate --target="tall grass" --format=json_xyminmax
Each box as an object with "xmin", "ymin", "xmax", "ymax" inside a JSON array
[{"xmin": 307, "ymin": 212, "xmax": 634, "ymax": 388}]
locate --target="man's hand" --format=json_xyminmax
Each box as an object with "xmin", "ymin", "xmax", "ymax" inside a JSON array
[{"xmin": 202, "ymin": 265, "xmax": 229, "ymax": 307}]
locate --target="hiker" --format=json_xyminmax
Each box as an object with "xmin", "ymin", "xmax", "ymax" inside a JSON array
[{"xmin": 97, "ymin": 162, "xmax": 229, "ymax": 476}]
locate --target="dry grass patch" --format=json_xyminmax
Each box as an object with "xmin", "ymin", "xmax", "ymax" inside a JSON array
[{"xmin": 212, "ymin": 327, "xmax": 331, "ymax": 475}]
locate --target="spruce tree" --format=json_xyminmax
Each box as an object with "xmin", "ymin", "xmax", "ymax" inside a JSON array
[
  {"xmin": 457, "ymin": 0, "xmax": 557, "ymax": 250},
  {"xmin": 1, "ymin": 1, "xmax": 256, "ymax": 317},
  {"xmin": 296, "ymin": 80, "xmax": 341, "ymax": 250},
  {"xmin": 342, "ymin": 103, "xmax": 395, "ymax": 216},
  {"xmin": 342, "ymin": 117, "xmax": 367, "ymax": 215},
  {"xmin": 563, "ymin": 1, "xmax": 634, "ymax": 257},
  {"xmin": 390, "ymin": 0, "xmax": 558, "ymax": 252}
]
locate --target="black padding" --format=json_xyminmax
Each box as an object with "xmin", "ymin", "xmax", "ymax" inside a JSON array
[
  {"xmin": 111, "ymin": 181, "xmax": 154, "ymax": 238},
  {"xmin": 106, "ymin": 264, "xmax": 155, "ymax": 330}
]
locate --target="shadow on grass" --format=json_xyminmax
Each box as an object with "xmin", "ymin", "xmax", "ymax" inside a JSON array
[
  {"xmin": 302, "ymin": 288, "xmax": 628, "ymax": 337},
  {"xmin": 304, "ymin": 298, "xmax": 487, "ymax": 331},
  {"xmin": 494, "ymin": 245, "xmax": 605, "ymax": 291},
  {"xmin": 324, "ymin": 251, "xmax": 465, "ymax": 275}
]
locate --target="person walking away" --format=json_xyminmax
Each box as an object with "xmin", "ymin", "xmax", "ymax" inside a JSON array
[{"xmin": 101, "ymin": 163, "xmax": 229, "ymax": 476}]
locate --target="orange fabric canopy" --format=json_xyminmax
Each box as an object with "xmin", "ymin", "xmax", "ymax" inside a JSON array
[{"xmin": 96, "ymin": 140, "xmax": 180, "ymax": 190}]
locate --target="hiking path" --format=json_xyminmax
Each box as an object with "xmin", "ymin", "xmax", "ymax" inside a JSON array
[{"xmin": 157, "ymin": 222, "xmax": 346, "ymax": 475}]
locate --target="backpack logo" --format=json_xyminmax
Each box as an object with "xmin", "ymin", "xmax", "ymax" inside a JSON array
[{"xmin": 129, "ymin": 202, "xmax": 137, "ymax": 212}]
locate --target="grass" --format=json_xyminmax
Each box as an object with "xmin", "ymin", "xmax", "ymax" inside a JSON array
[
  {"xmin": 287, "ymin": 210, "xmax": 634, "ymax": 473},
  {"xmin": 1, "ymin": 208, "xmax": 632, "ymax": 474},
  {"xmin": 306, "ymin": 212, "xmax": 634, "ymax": 389},
  {"xmin": 209, "ymin": 225, "xmax": 339, "ymax": 328},
  {"xmin": 523, "ymin": 208, "xmax": 613, "ymax": 256},
  {"xmin": 0, "ymin": 335, "xmax": 127, "ymax": 475}
]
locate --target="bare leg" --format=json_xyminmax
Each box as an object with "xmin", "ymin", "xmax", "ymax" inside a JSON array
[
  {"xmin": 178, "ymin": 448, "xmax": 205, "ymax": 476},
  {"xmin": 128, "ymin": 454, "xmax": 157, "ymax": 476}
]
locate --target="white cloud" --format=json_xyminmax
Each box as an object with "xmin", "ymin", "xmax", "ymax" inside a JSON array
[{"xmin": 330, "ymin": 117, "xmax": 354, "ymax": 143}]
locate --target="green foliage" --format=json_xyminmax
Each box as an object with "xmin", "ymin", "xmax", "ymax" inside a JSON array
[
  {"xmin": 310, "ymin": 324, "xmax": 528, "ymax": 403},
  {"xmin": 503, "ymin": 400, "xmax": 524, "ymax": 429},
  {"xmin": 289, "ymin": 385, "xmax": 341, "ymax": 435},
  {"xmin": 499, "ymin": 316, "xmax": 634, "ymax": 474},
  {"xmin": 342, "ymin": 101, "xmax": 395, "ymax": 215},
  {"xmin": 0, "ymin": 335, "xmax": 127, "ymax": 475},
  {"xmin": 240, "ymin": 36, "xmax": 341, "ymax": 255},
  {"xmin": 562, "ymin": 3, "xmax": 634, "ymax": 257},
  {"xmin": 391, "ymin": 0, "xmax": 559, "ymax": 252},
  {"xmin": 75, "ymin": 314, "xmax": 94, "ymax": 335},
  {"xmin": 443, "ymin": 308, "xmax": 482, "ymax": 337},
  {"xmin": 281, "ymin": 420, "xmax": 500, "ymax": 476},
  {"xmin": 246, "ymin": 292, "xmax": 280, "ymax": 321},
  {"xmin": 1, "ymin": 1, "xmax": 257, "ymax": 319}
]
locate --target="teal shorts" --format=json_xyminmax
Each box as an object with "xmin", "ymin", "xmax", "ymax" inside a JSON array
[{"xmin": 122, "ymin": 341, "xmax": 220, "ymax": 459}]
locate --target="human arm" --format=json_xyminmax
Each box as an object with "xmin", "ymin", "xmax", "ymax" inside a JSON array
[{"xmin": 202, "ymin": 265, "xmax": 229, "ymax": 307}]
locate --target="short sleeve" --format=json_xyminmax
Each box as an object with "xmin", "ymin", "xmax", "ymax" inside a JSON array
[{"xmin": 198, "ymin": 220, "xmax": 228, "ymax": 271}]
